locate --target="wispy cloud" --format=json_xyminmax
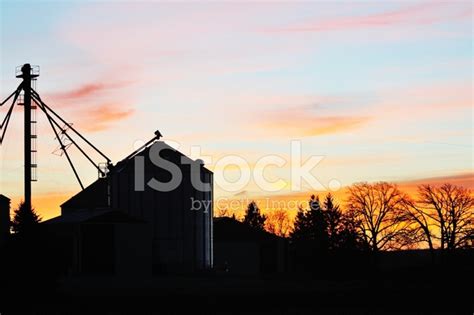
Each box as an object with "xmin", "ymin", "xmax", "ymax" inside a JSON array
[
  {"xmin": 305, "ymin": 116, "xmax": 371, "ymax": 136},
  {"xmin": 53, "ymin": 81, "xmax": 132, "ymax": 101},
  {"xmin": 370, "ymin": 82, "xmax": 473, "ymax": 123},
  {"xmin": 39, "ymin": 79, "xmax": 136, "ymax": 132},
  {"xmin": 260, "ymin": 106, "xmax": 371, "ymax": 137},
  {"xmin": 398, "ymin": 172, "xmax": 474, "ymax": 189},
  {"xmin": 78, "ymin": 104, "xmax": 135, "ymax": 132},
  {"xmin": 268, "ymin": 2, "xmax": 471, "ymax": 33}
]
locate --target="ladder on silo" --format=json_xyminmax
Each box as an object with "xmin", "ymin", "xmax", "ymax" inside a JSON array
[
  {"xmin": 17, "ymin": 79, "xmax": 38, "ymax": 182},
  {"xmin": 31, "ymin": 102, "xmax": 37, "ymax": 182},
  {"xmin": 31, "ymin": 77, "xmax": 38, "ymax": 181}
]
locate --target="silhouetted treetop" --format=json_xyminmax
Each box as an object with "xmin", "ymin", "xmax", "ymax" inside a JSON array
[
  {"xmin": 290, "ymin": 195, "xmax": 328, "ymax": 249},
  {"xmin": 347, "ymin": 182, "xmax": 408, "ymax": 251},
  {"xmin": 243, "ymin": 201, "xmax": 266, "ymax": 231},
  {"xmin": 403, "ymin": 183, "xmax": 474, "ymax": 250},
  {"xmin": 11, "ymin": 201, "xmax": 41, "ymax": 235}
]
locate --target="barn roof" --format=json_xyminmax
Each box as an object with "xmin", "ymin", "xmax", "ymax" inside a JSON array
[
  {"xmin": 61, "ymin": 139, "xmax": 212, "ymax": 208},
  {"xmin": 112, "ymin": 140, "xmax": 213, "ymax": 174},
  {"xmin": 60, "ymin": 178, "xmax": 108, "ymax": 208}
]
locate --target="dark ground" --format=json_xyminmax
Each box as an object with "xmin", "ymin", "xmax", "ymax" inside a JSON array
[
  {"xmin": 1, "ymin": 239, "xmax": 473, "ymax": 314},
  {"xmin": 1, "ymin": 268, "xmax": 473, "ymax": 314}
]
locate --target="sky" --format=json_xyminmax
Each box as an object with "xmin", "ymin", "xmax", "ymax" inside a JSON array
[{"xmin": 0, "ymin": 1, "xmax": 472, "ymax": 220}]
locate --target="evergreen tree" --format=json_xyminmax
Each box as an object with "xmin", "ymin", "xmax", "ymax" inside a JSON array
[
  {"xmin": 322, "ymin": 193, "xmax": 343, "ymax": 249},
  {"xmin": 322, "ymin": 193, "xmax": 368, "ymax": 250},
  {"xmin": 337, "ymin": 209, "xmax": 368, "ymax": 251},
  {"xmin": 290, "ymin": 195, "xmax": 328, "ymax": 249},
  {"xmin": 306, "ymin": 195, "xmax": 328, "ymax": 249},
  {"xmin": 243, "ymin": 201, "xmax": 266, "ymax": 231},
  {"xmin": 11, "ymin": 202, "xmax": 41, "ymax": 235},
  {"xmin": 290, "ymin": 205, "xmax": 310, "ymax": 240}
]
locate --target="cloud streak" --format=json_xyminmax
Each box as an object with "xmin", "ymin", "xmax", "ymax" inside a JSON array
[
  {"xmin": 268, "ymin": 2, "xmax": 471, "ymax": 33},
  {"xmin": 39, "ymin": 79, "xmax": 137, "ymax": 132},
  {"xmin": 78, "ymin": 103, "xmax": 135, "ymax": 132},
  {"xmin": 53, "ymin": 81, "xmax": 132, "ymax": 101},
  {"xmin": 260, "ymin": 106, "xmax": 371, "ymax": 137},
  {"xmin": 398, "ymin": 173, "xmax": 474, "ymax": 190}
]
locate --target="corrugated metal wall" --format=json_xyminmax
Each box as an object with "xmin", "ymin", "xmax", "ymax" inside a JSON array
[{"xmin": 109, "ymin": 143, "xmax": 213, "ymax": 272}]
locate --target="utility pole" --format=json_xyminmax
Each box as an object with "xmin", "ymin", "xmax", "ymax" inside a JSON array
[
  {"xmin": 1, "ymin": 64, "xmax": 109, "ymax": 210},
  {"xmin": 16, "ymin": 64, "xmax": 38, "ymax": 211}
]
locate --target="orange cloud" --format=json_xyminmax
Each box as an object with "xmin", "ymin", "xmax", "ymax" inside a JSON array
[
  {"xmin": 37, "ymin": 79, "xmax": 137, "ymax": 133},
  {"xmin": 260, "ymin": 106, "xmax": 370, "ymax": 137},
  {"xmin": 269, "ymin": 2, "xmax": 471, "ymax": 33},
  {"xmin": 397, "ymin": 173, "xmax": 474, "ymax": 197},
  {"xmin": 306, "ymin": 116, "xmax": 370, "ymax": 136},
  {"xmin": 77, "ymin": 103, "xmax": 135, "ymax": 132}
]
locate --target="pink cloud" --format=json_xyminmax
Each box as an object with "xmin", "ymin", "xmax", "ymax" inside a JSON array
[
  {"xmin": 269, "ymin": 2, "xmax": 471, "ymax": 33},
  {"xmin": 35, "ymin": 79, "xmax": 137, "ymax": 132},
  {"xmin": 53, "ymin": 81, "xmax": 132, "ymax": 101},
  {"xmin": 74, "ymin": 103, "xmax": 135, "ymax": 132}
]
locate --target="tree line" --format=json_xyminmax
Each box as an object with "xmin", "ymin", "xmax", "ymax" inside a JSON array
[
  {"xmin": 9, "ymin": 181, "xmax": 474, "ymax": 253},
  {"xmin": 235, "ymin": 182, "xmax": 474, "ymax": 253}
]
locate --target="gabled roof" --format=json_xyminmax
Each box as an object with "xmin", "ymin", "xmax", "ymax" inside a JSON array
[
  {"xmin": 61, "ymin": 178, "xmax": 108, "ymax": 208},
  {"xmin": 61, "ymin": 139, "xmax": 212, "ymax": 209},
  {"xmin": 112, "ymin": 140, "xmax": 213, "ymax": 174},
  {"xmin": 0, "ymin": 194, "xmax": 10, "ymax": 202}
]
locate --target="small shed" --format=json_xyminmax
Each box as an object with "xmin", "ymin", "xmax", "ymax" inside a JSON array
[
  {"xmin": 213, "ymin": 217, "xmax": 287, "ymax": 275},
  {"xmin": 43, "ymin": 209, "xmax": 152, "ymax": 276},
  {"xmin": 0, "ymin": 194, "xmax": 10, "ymax": 246}
]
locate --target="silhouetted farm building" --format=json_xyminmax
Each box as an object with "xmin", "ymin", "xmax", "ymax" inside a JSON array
[
  {"xmin": 0, "ymin": 194, "xmax": 10, "ymax": 246},
  {"xmin": 43, "ymin": 140, "xmax": 213, "ymax": 275},
  {"xmin": 44, "ymin": 209, "xmax": 151, "ymax": 276},
  {"xmin": 213, "ymin": 217, "xmax": 287, "ymax": 275}
]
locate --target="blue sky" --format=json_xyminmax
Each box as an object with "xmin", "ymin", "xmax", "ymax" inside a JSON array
[{"xmin": 0, "ymin": 1, "xmax": 472, "ymax": 218}]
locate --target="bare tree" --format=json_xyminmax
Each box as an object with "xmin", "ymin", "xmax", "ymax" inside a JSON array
[
  {"xmin": 347, "ymin": 182, "xmax": 408, "ymax": 252},
  {"xmin": 403, "ymin": 184, "xmax": 474, "ymax": 251},
  {"xmin": 265, "ymin": 209, "xmax": 291, "ymax": 237},
  {"xmin": 216, "ymin": 208, "xmax": 230, "ymax": 218}
]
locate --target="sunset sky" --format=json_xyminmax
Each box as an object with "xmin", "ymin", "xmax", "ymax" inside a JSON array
[{"xmin": 0, "ymin": 1, "xmax": 472, "ymax": 220}]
